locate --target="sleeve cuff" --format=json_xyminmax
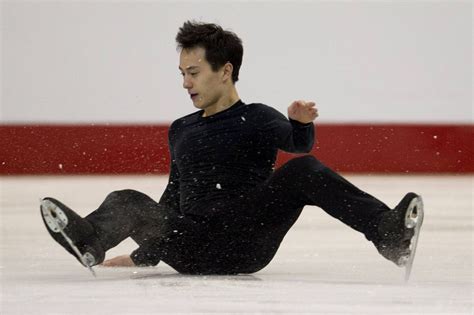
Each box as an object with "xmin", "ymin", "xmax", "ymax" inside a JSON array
[
  {"xmin": 130, "ymin": 247, "xmax": 161, "ymax": 267},
  {"xmin": 289, "ymin": 118, "xmax": 313, "ymax": 128}
]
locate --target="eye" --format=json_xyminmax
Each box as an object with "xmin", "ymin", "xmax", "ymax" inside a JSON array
[{"xmin": 190, "ymin": 72, "xmax": 199, "ymax": 77}]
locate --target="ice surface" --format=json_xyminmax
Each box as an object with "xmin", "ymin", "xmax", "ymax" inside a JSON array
[{"xmin": 1, "ymin": 175, "xmax": 472, "ymax": 314}]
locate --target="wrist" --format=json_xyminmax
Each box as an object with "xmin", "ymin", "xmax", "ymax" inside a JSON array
[{"xmin": 289, "ymin": 118, "xmax": 313, "ymax": 126}]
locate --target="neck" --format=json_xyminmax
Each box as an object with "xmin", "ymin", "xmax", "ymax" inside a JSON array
[{"xmin": 202, "ymin": 87, "xmax": 240, "ymax": 117}]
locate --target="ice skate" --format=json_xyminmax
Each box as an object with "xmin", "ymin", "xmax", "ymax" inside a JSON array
[
  {"xmin": 40, "ymin": 198, "xmax": 105, "ymax": 276},
  {"xmin": 374, "ymin": 192, "xmax": 424, "ymax": 281}
]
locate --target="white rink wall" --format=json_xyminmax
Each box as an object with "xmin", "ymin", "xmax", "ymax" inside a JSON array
[{"xmin": 1, "ymin": 0, "xmax": 472, "ymax": 124}]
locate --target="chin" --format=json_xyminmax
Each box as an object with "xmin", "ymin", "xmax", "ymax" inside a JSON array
[{"xmin": 192, "ymin": 101, "xmax": 206, "ymax": 109}]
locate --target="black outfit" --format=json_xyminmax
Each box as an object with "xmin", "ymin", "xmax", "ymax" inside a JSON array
[{"xmin": 86, "ymin": 100, "xmax": 390, "ymax": 274}]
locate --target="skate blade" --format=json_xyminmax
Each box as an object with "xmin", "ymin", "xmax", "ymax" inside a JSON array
[
  {"xmin": 403, "ymin": 196, "xmax": 424, "ymax": 282},
  {"xmin": 40, "ymin": 199, "xmax": 97, "ymax": 277}
]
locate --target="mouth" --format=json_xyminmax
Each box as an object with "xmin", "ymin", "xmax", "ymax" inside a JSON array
[{"xmin": 189, "ymin": 93, "xmax": 199, "ymax": 101}]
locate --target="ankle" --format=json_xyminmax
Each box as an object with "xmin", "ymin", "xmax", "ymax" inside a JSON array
[{"xmin": 364, "ymin": 211, "xmax": 387, "ymax": 242}]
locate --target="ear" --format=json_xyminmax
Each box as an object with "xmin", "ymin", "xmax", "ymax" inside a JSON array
[{"xmin": 222, "ymin": 62, "xmax": 234, "ymax": 82}]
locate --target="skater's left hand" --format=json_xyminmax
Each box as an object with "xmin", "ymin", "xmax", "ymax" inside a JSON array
[
  {"xmin": 100, "ymin": 254, "xmax": 136, "ymax": 267},
  {"xmin": 288, "ymin": 100, "xmax": 319, "ymax": 124}
]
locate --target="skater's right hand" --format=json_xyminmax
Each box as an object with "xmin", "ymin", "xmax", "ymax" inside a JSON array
[{"xmin": 101, "ymin": 254, "xmax": 136, "ymax": 267}]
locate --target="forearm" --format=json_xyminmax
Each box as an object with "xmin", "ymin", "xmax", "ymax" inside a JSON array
[
  {"xmin": 288, "ymin": 119, "xmax": 315, "ymax": 153},
  {"xmin": 130, "ymin": 244, "xmax": 161, "ymax": 266}
]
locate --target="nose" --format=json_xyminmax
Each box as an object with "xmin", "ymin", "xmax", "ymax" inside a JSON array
[{"xmin": 182, "ymin": 75, "xmax": 192, "ymax": 89}]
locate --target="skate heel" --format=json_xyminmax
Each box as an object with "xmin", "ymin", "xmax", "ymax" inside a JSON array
[
  {"xmin": 41, "ymin": 199, "xmax": 69, "ymax": 233},
  {"xmin": 405, "ymin": 196, "xmax": 423, "ymax": 229},
  {"xmin": 403, "ymin": 195, "xmax": 424, "ymax": 281}
]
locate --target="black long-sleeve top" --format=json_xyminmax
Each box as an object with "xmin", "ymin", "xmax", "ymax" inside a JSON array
[{"xmin": 160, "ymin": 100, "xmax": 315, "ymax": 217}]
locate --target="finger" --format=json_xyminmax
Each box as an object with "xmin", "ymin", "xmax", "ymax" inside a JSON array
[
  {"xmin": 291, "ymin": 100, "xmax": 301, "ymax": 107},
  {"xmin": 307, "ymin": 108, "xmax": 318, "ymax": 117},
  {"xmin": 289, "ymin": 101, "xmax": 299, "ymax": 114}
]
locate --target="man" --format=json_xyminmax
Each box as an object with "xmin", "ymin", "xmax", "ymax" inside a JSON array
[{"xmin": 41, "ymin": 21, "xmax": 423, "ymax": 277}]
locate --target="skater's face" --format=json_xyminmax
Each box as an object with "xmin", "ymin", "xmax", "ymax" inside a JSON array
[{"xmin": 179, "ymin": 47, "xmax": 232, "ymax": 112}]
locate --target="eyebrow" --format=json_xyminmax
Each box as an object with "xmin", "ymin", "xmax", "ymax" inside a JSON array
[{"xmin": 179, "ymin": 66, "xmax": 200, "ymax": 71}]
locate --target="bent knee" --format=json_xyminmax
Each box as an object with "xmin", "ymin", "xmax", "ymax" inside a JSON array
[
  {"xmin": 284, "ymin": 155, "xmax": 326, "ymax": 172},
  {"xmin": 106, "ymin": 189, "xmax": 148, "ymax": 202}
]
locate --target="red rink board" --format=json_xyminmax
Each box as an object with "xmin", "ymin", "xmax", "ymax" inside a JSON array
[{"xmin": 0, "ymin": 124, "xmax": 472, "ymax": 175}]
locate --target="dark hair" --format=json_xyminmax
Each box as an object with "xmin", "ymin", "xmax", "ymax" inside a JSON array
[{"xmin": 176, "ymin": 21, "xmax": 243, "ymax": 83}]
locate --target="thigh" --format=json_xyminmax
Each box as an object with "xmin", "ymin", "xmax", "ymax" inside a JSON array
[
  {"xmin": 239, "ymin": 158, "xmax": 310, "ymax": 227},
  {"xmin": 220, "ymin": 158, "xmax": 312, "ymax": 262}
]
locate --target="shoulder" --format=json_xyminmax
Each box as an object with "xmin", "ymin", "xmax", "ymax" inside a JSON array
[
  {"xmin": 245, "ymin": 102, "xmax": 274, "ymax": 111},
  {"xmin": 168, "ymin": 110, "xmax": 202, "ymax": 140},
  {"xmin": 170, "ymin": 110, "xmax": 201, "ymax": 129},
  {"xmin": 244, "ymin": 103, "xmax": 286, "ymax": 119}
]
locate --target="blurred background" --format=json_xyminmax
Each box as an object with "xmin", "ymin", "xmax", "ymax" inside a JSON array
[{"xmin": 1, "ymin": 0, "xmax": 472, "ymax": 175}]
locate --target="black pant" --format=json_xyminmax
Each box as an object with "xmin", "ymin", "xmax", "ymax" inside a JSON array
[{"xmin": 85, "ymin": 155, "xmax": 389, "ymax": 274}]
